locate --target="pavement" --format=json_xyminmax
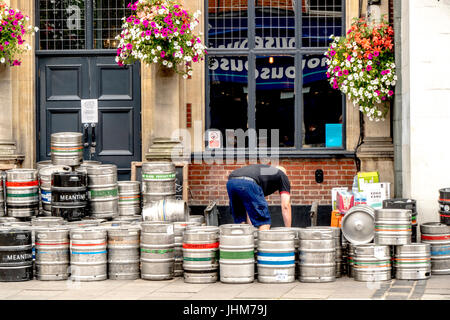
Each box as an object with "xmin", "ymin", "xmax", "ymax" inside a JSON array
[{"xmin": 0, "ymin": 275, "xmax": 449, "ymax": 300}]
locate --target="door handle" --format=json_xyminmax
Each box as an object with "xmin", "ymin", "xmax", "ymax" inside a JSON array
[
  {"xmin": 91, "ymin": 123, "xmax": 96, "ymax": 147},
  {"xmin": 83, "ymin": 123, "xmax": 89, "ymax": 147}
]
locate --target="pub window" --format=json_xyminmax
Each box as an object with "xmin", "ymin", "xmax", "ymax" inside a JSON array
[{"xmin": 206, "ymin": 0, "xmax": 345, "ymax": 150}]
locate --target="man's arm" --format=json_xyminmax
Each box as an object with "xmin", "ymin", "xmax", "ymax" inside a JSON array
[{"xmin": 280, "ymin": 192, "xmax": 292, "ymax": 227}]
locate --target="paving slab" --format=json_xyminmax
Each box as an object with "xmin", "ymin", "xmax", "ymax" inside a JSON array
[{"xmin": 235, "ymin": 283, "xmax": 298, "ymax": 299}]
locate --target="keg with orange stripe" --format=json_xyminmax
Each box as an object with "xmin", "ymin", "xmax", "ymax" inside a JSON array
[
  {"xmin": 69, "ymin": 227, "xmax": 107, "ymax": 281},
  {"xmin": 118, "ymin": 181, "xmax": 141, "ymax": 216},
  {"xmin": 182, "ymin": 226, "xmax": 220, "ymax": 283},
  {"xmin": 50, "ymin": 132, "xmax": 83, "ymax": 166},
  {"xmin": 106, "ymin": 226, "xmax": 140, "ymax": 280},
  {"xmin": 420, "ymin": 222, "xmax": 450, "ymax": 275},
  {"xmin": 6, "ymin": 169, "xmax": 39, "ymax": 218},
  {"xmin": 35, "ymin": 227, "xmax": 70, "ymax": 280},
  {"xmin": 394, "ymin": 243, "xmax": 431, "ymax": 280},
  {"xmin": 374, "ymin": 208, "xmax": 412, "ymax": 245},
  {"xmin": 353, "ymin": 244, "xmax": 391, "ymax": 282}
]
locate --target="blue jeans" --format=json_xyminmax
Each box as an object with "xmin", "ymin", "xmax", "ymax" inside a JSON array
[{"xmin": 226, "ymin": 178, "xmax": 271, "ymax": 227}]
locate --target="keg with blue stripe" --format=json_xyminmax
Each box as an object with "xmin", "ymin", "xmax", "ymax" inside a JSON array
[
  {"xmin": 69, "ymin": 227, "xmax": 107, "ymax": 281},
  {"xmin": 420, "ymin": 222, "xmax": 450, "ymax": 274},
  {"xmin": 38, "ymin": 165, "xmax": 71, "ymax": 216},
  {"xmin": 271, "ymin": 227, "xmax": 302, "ymax": 279},
  {"xmin": 299, "ymin": 228, "xmax": 336, "ymax": 283},
  {"xmin": 219, "ymin": 224, "xmax": 255, "ymax": 283},
  {"xmin": 257, "ymin": 229, "xmax": 296, "ymax": 283}
]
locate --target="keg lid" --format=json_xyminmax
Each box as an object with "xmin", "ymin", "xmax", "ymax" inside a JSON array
[
  {"xmin": 341, "ymin": 205, "xmax": 375, "ymax": 245},
  {"xmin": 420, "ymin": 222, "xmax": 450, "ymax": 234}
]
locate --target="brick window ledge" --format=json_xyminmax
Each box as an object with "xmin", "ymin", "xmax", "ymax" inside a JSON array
[{"xmin": 190, "ymin": 149, "xmax": 355, "ymax": 160}]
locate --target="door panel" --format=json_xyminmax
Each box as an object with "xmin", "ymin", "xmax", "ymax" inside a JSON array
[
  {"xmin": 97, "ymin": 65, "xmax": 134, "ymax": 100},
  {"xmin": 98, "ymin": 108, "xmax": 134, "ymax": 156}
]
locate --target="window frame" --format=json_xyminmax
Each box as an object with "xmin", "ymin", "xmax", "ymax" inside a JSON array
[{"xmin": 204, "ymin": 0, "xmax": 347, "ymax": 154}]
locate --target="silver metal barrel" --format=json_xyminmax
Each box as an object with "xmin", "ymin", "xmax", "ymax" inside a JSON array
[
  {"xmin": 6, "ymin": 169, "xmax": 39, "ymax": 218},
  {"xmin": 85, "ymin": 165, "xmax": 119, "ymax": 220},
  {"xmin": 36, "ymin": 160, "xmax": 53, "ymax": 171},
  {"xmin": 188, "ymin": 215, "xmax": 205, "ymax": 225},
  {"xmin": 219, "ymin": 224, "xmax": 255, "ymax": 284},
  {"xmin": 271, "ymin": 227, "xmax": 302, "ymax": 279},
  {"xmin": 118, "ymin": 181, "xmax": 141, "ymax": 216},
  {"xmin": 394, "ymin": 243, "xmax": 431, "ymax": 280},
  {"xmin": 374, "ymin": 208, "xmax": 412, "ymax": 245},
  {"xmin": 107, "ymin": 226, "xmax": 140, "ymax": 280},
  {"xmin": 50, "ymin": 132, "xmax": 83, "ymax": 166},
  {"xmin": 347, "ymin": 242, "xmax": 356, "ymax": 278},
  {"xmin": 69, "ymin": 227, "xmax": 107, "ymax": 281},
  {"xmin": 0, "ymin": 171, "xmax": 5, "ymax": 217},
  {"xmin": 35, "ymin": 227, "xmax": 70, "ymax": 280},
  {"xmin": 38, "ymin": 165, "xmax": 71, "ymax": 215},
  {"xmin": 183, "ymin": 226, "xmax": 220, "ymax": 283},
  {"xmin": 140, "ymin": 221, "xmax": 175, "ymax": 280},
  {"xmin": 67, "ymin": 219, "xmax": 105, "ymax": 228},
  {"xmin": 141, "ymin": 161, "xmax": 176, "ymax": 205},
  {"xmin": 112, "ymin": 215, "xmax": 143, "ymax": 224},
  {"xmin": 299, "ymin": 228, "xmax": 335, "ymax": 283},
  {"xmin": 420, "ymin": 222, "xmax": 450, "ymax": 274},
  {"xmin": 342, "ymin": 205, "xmax": 375, "ymax": 245},
  {"xmin": 142, "ymin": 199, "xmax": 189, "ymax": 222},
  {"xmin": 353, "ymin": 244, "xmax": 391, "ymax": 282},
  {"xmin": 173, "ymin": 221, "xmax": 201, "ymax": 276},
  {"xmin": 257, "ymin": 229, "xmax": 296, "ymax": 283},
  {"xmin": 0, "ymin": 227, "xmax": 33, "ymax": 281},
  {"xmin": 31, "ymin": 216, "xmax": 65, "ymax": 227},
  {"xmin": 307, "ymin": 226, "xmax": 342, "ymax": 278}
]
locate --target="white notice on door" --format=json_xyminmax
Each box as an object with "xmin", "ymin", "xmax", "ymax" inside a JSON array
[{"xmin": 81, "ymin": 99, "xmax": 98, "ymax": 123}]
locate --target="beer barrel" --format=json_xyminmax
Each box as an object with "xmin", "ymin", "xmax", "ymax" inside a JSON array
[
  {"xmin": 36, "ymin": 160, "xmax": 53, "ymax": 171},
  {"xmin": 141, "ymin": 161, "xmax": 176, "ymax": 205},
  {"xmin": 257, "ymin": 229, "xmax": 296, "ymax": 283},
  {"xmin": 50, "ymin": 132, "xmax": 83, "ymax": 166},
  {"xmin": 272, "ymin": 227, "xmax": 302, "ymax": 279},
  {"xmin": 67, "ymin": 219, "xmax": 105, "ymax": 228},
  {"xmin": 307, "ymin": 226, "xmax": 342, "ymax": 278},
  {"xmin": 85, "ymin": 165, "xmax": 119, "ymax": 220},
  {"xmin": 39, "ymin": 165, "xmax": 71, "ymax": 216},
  {"xmin": 188, "ymin": 215, "xmax": 205, "ymax": 225},
  {"xmin": 140, "ymin": 221, "xmax": 175, "ymax": 280},
  {"xmin": 219, "ymin": 224, "xmax": 255, "ymax": 284},
  {"xmin": 35, "ymin": 227, "xmax": 70, "ymax": 280},
  {"xmin": 394, "ymin": 243, "xmax": 431, "ymax": 280},
  {"xmin": 70, "ymin": 227, "xmax": 107, "ymax": 281},
  {"xmin": 51, "ymin": 171, "xmax": 88, "ymax": 221},
  {"xmin": 112, "ymin": 215, "xmax": 143, "ymax": 224},
  {"xmin": 439, "ymin": 188, "xmax": 450, "ymax": 225},
  {"xmin": 173, "ymin": 221, "xmax": 201, "ymax": 276},
  {"xmin": 374, "ymin": 208, "xmax": 411, "ymax": 245},
  {"xmin": 183, "ymin": 226, "xmax": 220, "ymax": 283},
  {"xmin": 341, "ymin": 205, "xmax": 375, "ymax": 245},
  {"xmin": 347, "ymin": 242, "xmax": 356, "ymax": 278},
  {"xmin": 383, "ymin": 198, "xmax": 418, "ymax": 242},
  {"xmin": 353, "ymin": 244, "xmax": 391, "ymax": 282},
  {"xmin": 107, "ymin": 226, "xmax": 140, "ymax": 280},
  {"xmin": 31, "ymin": 216, "xmax": 65, "ymax": 227},
  {"xmin": 0, "ymin": 172, "xmax": 4, "ymax": 217},
  {"xmin": 6, "ymin": 169, "xmax": 39, "ymax": 218},
  {"xmin": 142, "ymin": 199, "xmax": 189, "ymax": 222},
  {"xmin": 420, "ymin": 222, "xmax": 450, "ymax": 274},
  {"xmin": 0, "ymin": 227, "xmax": 33, "ymax": 281},
  {"xmin": 118, "ymin": 181, "xmax": 141, "ymax": 216}
]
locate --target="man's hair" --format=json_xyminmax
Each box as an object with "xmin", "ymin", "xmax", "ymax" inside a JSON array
[{"xmin": 275, "ymin": 165, "xmax": 287, "ymax": 175}]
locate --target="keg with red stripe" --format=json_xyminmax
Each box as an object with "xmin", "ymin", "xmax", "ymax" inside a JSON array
[
  {"xmin": 353, "ymin": 244, "xmax": 392, "ymax": 282},
  {"xmin": 50, "ymin": 132, "xmax": 83, "ymax": 166},
  {"xmin": 118, "ymin": 181, "xmax": 141, "ymax": 216},
  {"xmin": 420, "ymin": 222, "xmax": 450, "ymax": 275},
  {"xmin": 439, "ymin": 188, "xmax": 450, "ymax": 225},
  {"xmin": 182, "ymin": 226, "xmax": 220, "ymax": 283},
  {"xmin": 140, "ymin": 221, "xmax": 175, "ymax": 280},
  {"xmin": 394, "ymin": 243, "xmax": 431, "ymax": 280},
  {"xmin": 173, "ymin": 221, "xmax": 201, "ymax": 276},
  {"xmin": 6, "ymin": 169, "xmax": 39, "ymax": 218},
  {"xmin": 69, "ymin": 227, "xmax": 107, "ymax": 281},
  {"xmin": 38, "ymin": 165, "xmax": 71, "ymax": 216},
  {"xmin": 35, "ymin": 227, "xmax": 70, "ymax": 280},
  {"xmin": 374, "ymin": 208, "xmax": 412, "ymax": 245}
]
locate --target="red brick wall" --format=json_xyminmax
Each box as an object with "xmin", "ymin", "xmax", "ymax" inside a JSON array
[{"xmin": 188, "ymin": 158, "xmax": 356, "ymax": 206}]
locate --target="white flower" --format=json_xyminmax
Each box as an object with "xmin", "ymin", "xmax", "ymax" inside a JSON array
[
  {"xmin": 0, "ymin": 57, "xmax": 5, "ymax": 63},
  {"xmin": 350, "ymin": 82, "xmax": 354, "ymax": 87},
  {"xmin": 352, "ymin": 52, "xmax": 357, "ymax": 57},
  {"xmin": 183, "ymin": 74, "xmax": 188, "ymax": 79},
  {"xmin": 350, "ymin": 57, "xmax": 355, "ymax": 63},
  {"xmin": 188, "ymin": 70, "xmax": 193, "ymax": 76},
  {"xmin": 157, "ymin": 46, "xmax": 162, "ymax": 51},
  {"xmin": 153, "ymin": 57, "xmax": 158, "ymax": 63},
  {"xmin": 332, "ymin": 43, "xmax": 336, "ymax": 48},
  {"xmin": 386, "ymin": 80, "xmax": 391, "ymax": 85},
  {"xmin": 368, "ymin": 61, "xmax": 372, "ymax": 65},
  {"xmin": 174, "ymin": 32, "xmax": 179, "ymax": 36},
  {"xmin": 34, "ymin": 26, "xmax": 39, "ymax": 32},
  {"xmin": 353, "ymin": 67, "xmax": 357, "ymax": 71},
  {"xmin": 163, "ymin": 60, "xmax": 168, "ymax": 65},
  {"xmin": 391, "ymin": 81, "xmax": 396, "ymax": 86},
  {"xmin": 352, "ymin": 42, "xmax": 356, "ymax": 46},
  {"xmin": 348, "ymin": 75, "xmax": 353, "ymax": 80},
  {"xmin": 168, "ymin": 62, "xmax": 173, "ymax": 68},
  {"xmin": 333, "ymin": 61, "xmax": 337, "ymax": 65},
  {"xmin": 158, "ymin": 9, "xmax": 164, "ymax": 14}
]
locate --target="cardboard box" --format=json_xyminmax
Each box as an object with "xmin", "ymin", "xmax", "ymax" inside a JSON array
[
  {"xmin": 353, "ymin": 192, "xmax": 367, "ymax": 206},
  {"xmin": 331, "ymin": 187, "xmax": 348, "ymax": 210},
  {"xmin": 364, "ymin": 182, "xmax": 391, "ymax": 209},
  {"xmin": 357, "ymin": 171, "xmax": 380, "ymax": 192},
  {"xmin": 337, "ymin": 190, "xmax": 355, "ymax": 213}
]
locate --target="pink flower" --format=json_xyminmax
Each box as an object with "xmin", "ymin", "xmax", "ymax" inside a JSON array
[
  {"xmin": 131, "ymin": 4, "xmax": 137, "ymax": 10},
  {"xmin": 18, "ymin": 38, "xmax": 23, "ymax": 45},
  {"xmin": 143, "ymin": 20, "xmax": 149, "ymax": 28},
  {"xmin": 160, "ymin": 51, "xmax": 165, "ymax": 58},
  {"xmin": 126, "ymin": 16, "xmax": 133, "ymax": 23},
  {"xmin": 343, "ymin": 69, "xmax": 349, "ymax": 75},
  {"xmin": 347, "ymin": 55, "xmax": 352, "ymax": 61},
  {"xmin": 134, "ymin": 18, "xmax": 140, "ymax": 25},
  {"xmin": 368, "ymin": 53, "xmax": 373, "ymax": 60},
  {"xmin": 366, "ymin": 65, "xmax": 372, "ymax": 72},
  {"xmin": 326, "ymin": 72, "xmax": 330, "ymax": 78},
  {"xmin": 338, "ymin": 71, "xmax": 343, "ymax": 77},
  {"xmin": 381, "ymin": 96, "xmax": 386, "ymax": 101},
  {"xmin": 12, "ymin": 20, "xmax": 18, "ymax": 26},
  {"xmin": 4, "ymin": 41, "xmax": 9, "ymax": 46},
  {"xmin": 145, "ymin": 30, "xmax": 151, "ymax": 36},
  {"xmin": 9, "ymin": 9, "xmax": 14, "ymax": 16},
  {"xmin": 12, "ymin": 60, "xmax": 20, "ymax": 66},
  {"xmin": 374, "ymin": 51, "xmax": 380, "ymax": 57},
  {"xmin": 193, "ymin": 55, "xmax": 198, "ymax": 62},
  {"xmin": 333, "ymin": 66, "xmax": 341, "ymax": 72},
  {"xmin": 330, "ymin": 50, "xmax": 336, "ymax": 56},
  {"xmin": 126, "ymin": 43, "xmax": 132, "ymax": 50},
  {"xmin": 375, "ymin": 90, "xmax": 380, "ymax": 96},
  {"xmin": 388, "ymin": 90, "xmax": 394, "ymax": 96}
]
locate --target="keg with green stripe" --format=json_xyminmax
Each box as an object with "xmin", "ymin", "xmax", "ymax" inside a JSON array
[
  {"xmin": 182, "ymin": 226, "xmax": 220, "ymax": 283},
  {"xmin": 219, "ymin": 224, "xmax": 255, "ymax": 284},
  {"xmin": 257, "ymin": 229, "xmax": 296, "ymax": 283},
  {"xmin": 299, "ymin": 228, "xmax": 336, "ymax": 283},
  {"xmin": 118, "ymin": 181, "xmax": 141, "ymax": 216},
  {"xmin": 106, "ymin": 226, "xmax": 140, "ymax": 280},
  {"xmin": 173, "ymin": 221, "xmax": 201, "ymax": 276},
  {"xmin": 420, "ymin": 222, "xmax": 450, "ymax": 275},
  {"xmin": 374, "ymin": 208, "xmax": 412, "ymax": 245},
  {"xmin": 85, "ymin": 165, "xmax": 119, "ymax": 220},
  {"xmin": 394, "ymin": 243, "xmax": 431, "ymax": 280},
  {"xmin": 141, "ymin": 161, "xmax": 176, "ymax": 205},
  {"xmin": 272, "ymin": 227, "xmax": 302, "ymax": 279},
  {"xmin": 347, "ymin": 242, "xmax": 356, "ymax": 278},
  {"xmin": 69, "ymin": 227, "xmax": 107, "ymax": 281},
  {"xmin": 383, "ymin": 198, "xmax": 418, "ymax": 242},
  {"xmin": 140, "ymin": 221, "xmax": 175, "ymax": 280},
  {"xmin": 38, "ymin": 165, "xmax": 71, "ymax": 215},
  {"xmin": 353, "ymin": 244, "xmax": 391, "ymax": 282},
  {"xmin": 50, "ymin": 132, "xmax": 83, "ymax": 166},
  {"xmin": 35, "ymin": 227, "xmax": 70, "ymax": 280},
  {"xmin": 6, "ymin": 169, "xmax": 39, "ymax": 218}
]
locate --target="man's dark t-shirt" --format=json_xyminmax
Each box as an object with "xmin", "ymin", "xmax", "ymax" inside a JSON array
[{"xmin": 228, "ymin": 164, "xmax": 291, "ymax": 196}]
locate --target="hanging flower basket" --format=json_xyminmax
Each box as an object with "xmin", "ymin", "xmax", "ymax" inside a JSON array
[
  {"xmin": 325, "ymin": 16, "xmax": 396, "ymax": 121},
  {"xmin": 116, "ymin": 0, "xmax": 207, "ymax": 78},
  {"xmin": 0, "ymin": 2, "xmax": 38, "ymax": 66}
]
